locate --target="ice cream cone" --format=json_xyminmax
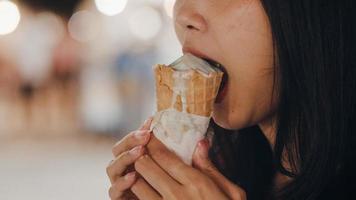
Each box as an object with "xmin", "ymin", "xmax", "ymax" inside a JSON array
[
  {"xmin": 153, "ymin": 64, "xmax": 223, "ymax": 117},
  {"xmin": 150, "ymin": 54, "xmax": 224, "ymax": 165}
]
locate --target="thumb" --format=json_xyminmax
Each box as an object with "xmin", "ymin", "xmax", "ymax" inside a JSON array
[
  {"xmin": 192, "ymin": 138, "xmax": 214, "ymax": 172},
  {"xmin": 192, "ymin": 139, "xmax": 225, "ymax": 180},
  {"xmin": 193, "ymin": 139, "xmax": 247, "ymax": 200}
]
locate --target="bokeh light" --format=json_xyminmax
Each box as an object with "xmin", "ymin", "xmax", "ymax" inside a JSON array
[
  {"xmin": 36, "ymin": 12, "xmax": 65, "ymax": 45},
  {"xmin": 164, "ymin": 0, "xmax": 175, "ymax": 18},
  {"xmin": 68, "ymin": 10, "xmax": 100, "ymax": 43},
  {"xmin": 0, "ymin": 0, "xmax": 21, "ymax": 35},
  {"xmin": 95, "ymin": 0, "xmax": 127, "ymax": 16},
  {"xmin": 128, "ymin": 6, "xmax": 162, "ymax": 41},
  {"xmin": 147, "ymin": 0, "xmax": 163, "ymax": 6}
]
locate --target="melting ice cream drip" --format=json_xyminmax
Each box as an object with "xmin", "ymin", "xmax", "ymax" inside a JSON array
[
  {"xmin": 163, "ymin": 70, "xmax": 195, "ymax": 143},
  {"xmin": 171, "ymin": 71, "xmax": 192, "ymax": 113}
]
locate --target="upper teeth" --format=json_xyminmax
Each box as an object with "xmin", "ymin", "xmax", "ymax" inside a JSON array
[{"xmin": 213, "ymin": 62, "xmax": 222, "ymax": 69}]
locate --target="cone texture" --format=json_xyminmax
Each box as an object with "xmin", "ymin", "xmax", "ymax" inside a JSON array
[{"xmin": 154, "ymin": 64, "xmax": 223, "ymax": 117}]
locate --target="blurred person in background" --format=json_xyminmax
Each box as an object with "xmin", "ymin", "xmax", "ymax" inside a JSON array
[{"xmin": 107, "ymin": 0, "xmax": 356, "ymax": 200}]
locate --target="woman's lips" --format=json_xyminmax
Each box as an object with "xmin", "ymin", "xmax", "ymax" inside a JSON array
[{"xmin": 202, "ymin": 59, "xmax": 229, "ymax": 103}]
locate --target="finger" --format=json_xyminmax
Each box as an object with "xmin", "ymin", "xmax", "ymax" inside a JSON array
[
  {"xmin": 108, "ymin": 172, "xmax": 137, "ymax": 200},
  {"xmin": 112, "ymin": 118, "xmax": 152, "ymax": 157},
  {"xmin": 192, "ymin": 139, "xmax": 211, "ymax": 169},
  {"xmin": 139, "ymin": 117, "xmax": 153, "ymax": 130},
  {"xmin": 192, "ymin": 139, "xmax": 222, "ymax": 179},
  {"xmin": 107, "ymin": 145, "xmax": 145, "ymax": 184},
  {"xmin": 112, "ymin": 130, "xmax": 151, "ymax": 157},
  {"xmin": 131, "ymin": 177, "xmax": 162, "ymax": 200},
  {"xmin": 147, "ymin": 135, "xmax": 199, "ymax": 185},
  {"xmin": 193, "ymin": 139, "xmax": 246, "ymax": 199},
  {"xmin": 135, "ymin": 154, "xmax": 181, "ymax": 198}
]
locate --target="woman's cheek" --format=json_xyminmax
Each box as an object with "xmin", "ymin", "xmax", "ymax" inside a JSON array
[
  {"xmin": 212, "ymin": 77, "xmax": 276, "ymax": 130},
  {"xmin": 213, "ymin": 82, "xmax": 251, "ymax": 130}
]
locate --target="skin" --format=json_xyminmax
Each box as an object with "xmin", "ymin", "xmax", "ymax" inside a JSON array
[
  {"xmin": 175, "ymin": 0, "xmax": 277, "ymax": 132},
  {"xmin": 107, "ymin": 118, "xmax": 246, "ymax": 199},
  {"xmin": 107, "ymin": 0, "xmax": 281, "ymax": 199}
]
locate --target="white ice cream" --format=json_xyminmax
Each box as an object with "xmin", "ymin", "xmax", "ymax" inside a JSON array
[
  {"xmin": 151, "ymin": 109, "xmax": 210, "ymax": 164},
  {"xmin": 169, "ymin": 53, "xmax": 221, "ymax": 76}
]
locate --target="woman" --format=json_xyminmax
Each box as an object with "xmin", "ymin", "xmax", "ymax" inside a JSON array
[{"xmin": 107, "ymin": 0, "xmax": 356, "ymax": 199}]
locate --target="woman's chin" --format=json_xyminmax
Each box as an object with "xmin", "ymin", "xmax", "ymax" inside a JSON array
[
  {"xmin": 212, "ymin": 106, "xmax": 252, "ymax": 131},
  {"xmin": 212, "ymin": 111, "xmax": 233, "ymax": 130}
]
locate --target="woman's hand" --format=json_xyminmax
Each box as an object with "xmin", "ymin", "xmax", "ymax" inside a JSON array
[
  {"xmin": 131, "ymin": 133, "xmax": 247, "ymax": 200},
  {"xmin": 106, "ymin": 118, "xmax": 153, "ymax": 200}
]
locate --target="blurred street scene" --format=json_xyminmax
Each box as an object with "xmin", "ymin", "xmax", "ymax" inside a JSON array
[{"xmin": 0, "ymin": 0, "xmax": 180, "ymax": 199}]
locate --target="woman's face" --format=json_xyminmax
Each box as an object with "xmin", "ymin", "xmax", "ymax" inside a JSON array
[{"xmin": 174, "ymin": 0, "xmax": 277, "ymax": 130}]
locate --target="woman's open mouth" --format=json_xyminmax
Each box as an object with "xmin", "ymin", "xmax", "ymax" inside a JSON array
[{"xmin": 204, "ymin": 59, "xmax": 229, "ymax": 103}]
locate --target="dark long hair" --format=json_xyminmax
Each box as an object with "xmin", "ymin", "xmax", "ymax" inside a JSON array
[{"xmin": 209, "ymin": 0, "xmax": 356, "ymax": 199}]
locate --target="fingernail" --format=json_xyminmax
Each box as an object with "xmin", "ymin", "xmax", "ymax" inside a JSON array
[
  {"xmin": 135, "ymin": 130, "xmax": 149, "ymax": 139},
  {"xmin": 143, "ymin": 119, "xmax": 149, "ymax": 125},
  {"xmin": 198, "ymin": 140, "xmax": 209, "ymax": 158},
  {"xmin": 130, "ymin": 145, "xmax": 142, "ymax": 156},
  {"xmin": 124, "ymin": 171, "xmax": 136, "ymax": 181},
  {"xmin": 143, "ymin": 117, "xmax": 153, "ymax": 126},
  {"xmin": 198, "ymin": 139, "xmax": 209, "ymax": 148}
]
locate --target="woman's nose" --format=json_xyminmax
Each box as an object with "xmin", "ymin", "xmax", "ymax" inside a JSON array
[{"xmin": 174, "ymin": 3, "xmax": 207, "ymax": 33}]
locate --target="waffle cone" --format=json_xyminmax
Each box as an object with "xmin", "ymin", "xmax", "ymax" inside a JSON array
[{"xmin": 154, "ymin": 64, "xmax": 223, "ymax": 117}]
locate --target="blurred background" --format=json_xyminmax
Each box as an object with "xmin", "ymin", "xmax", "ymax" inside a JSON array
[{"xmin": 0, "ymin": 0, "xmax": 180, "ymax": 199}]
